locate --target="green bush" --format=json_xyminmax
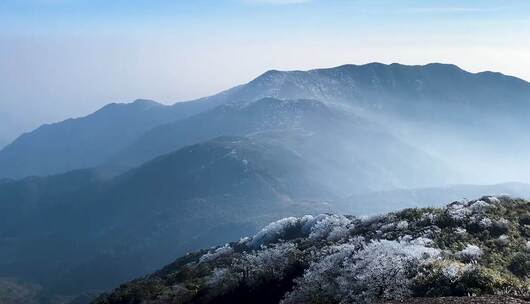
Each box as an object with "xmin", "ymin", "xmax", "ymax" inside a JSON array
[{"xmin": 509, "ymin": 252, "xmax": 530, "ymax": 278}]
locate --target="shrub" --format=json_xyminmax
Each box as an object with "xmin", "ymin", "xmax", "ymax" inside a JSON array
[
  {"xmin": 282, "ymin": 239, "xmax": 440, "ymax": 304},
  {"xmin": 509, "ymin": 252, "xmax": 530, "ymax": 278},
  {"xmin": 458, "ymin": 245, "xmax": 483, "ymax": 262}
]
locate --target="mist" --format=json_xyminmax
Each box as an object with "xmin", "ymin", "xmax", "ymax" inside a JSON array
[{"xmin": 2, "ymin": 0, "xmax": 530, "ymax": 148}]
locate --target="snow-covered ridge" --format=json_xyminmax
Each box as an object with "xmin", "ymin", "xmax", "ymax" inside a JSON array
[{"xmin": 95, "ymin": 196, "xmax": 530, "ymax": 304}]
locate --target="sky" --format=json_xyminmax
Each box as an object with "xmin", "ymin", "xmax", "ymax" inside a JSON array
[{"xmin": 1, "ymin": 0, "xmax": 530, "ymax": 142}]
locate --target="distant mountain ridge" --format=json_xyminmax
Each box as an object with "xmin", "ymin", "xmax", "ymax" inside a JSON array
[
  {"xmin": 0, "ymin": 95, "xmax": 234, "ymax": 179},
  {"xmin": 2, "ymin": 63, "xmax": 530, "ymax": 181}
]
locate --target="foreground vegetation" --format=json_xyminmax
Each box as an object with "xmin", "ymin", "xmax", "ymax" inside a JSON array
[{"xmin": 95, "ymin": 196, "xmax": 530, "ymax": 304}]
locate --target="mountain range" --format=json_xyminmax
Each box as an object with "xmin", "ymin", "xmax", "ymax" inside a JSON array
[
  {"xmin": 1, "ymin": 63, "xmax": 530, "ymax": 303},
  {"xmin": 3, "ymin": 63, "xmax": 530, "ymax": 182}
]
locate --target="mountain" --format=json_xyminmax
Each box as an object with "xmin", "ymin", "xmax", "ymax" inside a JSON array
[
  {"xmin": 0, "ymin": 135, "xmax": 336, "ymax": 303},
  {"xmin": 0, "ymin": 96, "xmax": 231, "ymax": 180},
  {"xmin": 0, "ymin": 96, "xmax": 452, "ymax": 303},
  {"xmin": 3, "ymin": 63, "xmax": 530, "ymax": 182},
  {"xmin": 105, "ymin": 97, "xmax": 450, "ymax": 194},
  {"xmin": 101, "ymin": 63, "xmax": 530, "ymax": 184},
  {"xmin": 94, "ymin": 196, "xmax": 530, "ymax": 304},
  {"xmin": 2, "ymin": 62, "xmax": 530, "ymax": 303}
]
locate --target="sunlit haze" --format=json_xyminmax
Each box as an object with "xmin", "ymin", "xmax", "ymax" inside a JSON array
[{"xmin": 1, "ymin": 0, "xmax": 530, "ymax": 142}]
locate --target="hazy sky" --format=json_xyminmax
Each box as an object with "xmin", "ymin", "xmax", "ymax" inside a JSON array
[{"xmin": 1, "ymin": 0, "xmax": 530, "ymax": 140}]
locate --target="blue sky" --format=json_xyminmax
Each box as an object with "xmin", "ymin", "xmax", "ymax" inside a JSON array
[{"xmin": 1, "ymin": 0, "xmax": 530, "ymax": 138}]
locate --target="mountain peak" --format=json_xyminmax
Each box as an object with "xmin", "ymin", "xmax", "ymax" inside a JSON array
[{"xmin": 132, "ymin": 98, "xmax": 162, "ymax": 106}]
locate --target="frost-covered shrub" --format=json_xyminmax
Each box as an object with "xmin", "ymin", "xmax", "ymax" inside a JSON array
[
  {"xmin": 249, "ymin": 214, "xmax": 354, "ymax": 247},
  {"xmin": 308, "ymin": 214, "xmax": 353, "ymax": 241},
  {"xmin": 250, "ymin": 217, "xmax": 310, "ymax": 247},
  {"xmin": 280, "ymin": 243, "xmax": 360, "ymax": 304},
  {"xmin": 495, "ymin": 235, "xmax": 509, "ymax": 247},
  {"xmin": 238, "ymin": 236, "xmax": 251, "ymax": 245},
  {"xmin": 483, "ymin": 196, "xmax": 501, "ymax": 204},
  {"xmin": 469, "ymin": 200, "xmax": 492, "ymax": 213},
  {"xmin": 199, "ymin": 244, "xmax": 234, "ymax": 263},
  {"xmin": 458, "ymin": 244, "xmax": 482, "ymax": 262},
  {"xmin": 420, "ymin": 226, "xmax": 442, "ymax": 239},
  {"xmin": 396, "ymin": 220, "xmax": 409, "ymax": 230},
  {"xmin": 381, "ymin": 223, "xmax": 395, "ymax": 232},
  {"xmin": 519, "ymin": 214, "xmax": 530, "ymax": 226},
  {"xmin": 445, "ymin": 199, "xmax": 496, "ymax": 224},
  {"xmin": 203, "ymin": 243, "xmax": 301, "ymax": 296},
  {"xmin": 441, "ymin": 262, "xmax": 472, "ymax": 283},
  {"xmin": 454, "ymin": 227, "xmax": 467, "ymax": 235},
  {"xmin": 206, "ymin": 267, "xmax": 239, "ymax": 290},
  {"xmin": 282, "ymin": 238, "xmax": 440, "ymax": 304},
  {"xmin": 421, "ymin": 212, "xmax": 436, "ymax": 224},
  {"xmin": 447, "ymin": 203, "xmax": 472, "ymax": 221},
  {"xmin": 232, "ymin": 242, "xmax": 300, "ymax": 285},
  {"xmin": 491, "ymin": 218, "xmax": 510, "ymax": 236},
  {"xmin": 414, "ymin": 261, "xmax": 517, "ymax": 297},
  {"xmin": 479, "ymin": 217, "xmax": 493, "ymax": 228}
]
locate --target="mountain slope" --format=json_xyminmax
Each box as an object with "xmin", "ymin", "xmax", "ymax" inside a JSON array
[
  {"xmin": 0, "ymin": 136, "xmax": 334, "ymax": 303},
  {"xmin": 0, "ymin": 96, "xmax": 453, "ymax": 303},
  {"xmin": 105, "ymin": 97, "xmax": 450, "ymax": 194},
  {"xmin": 0, "ymin": 95, "xmax": 234, "ymax": 180},
  {"xmin": 94, "ymin": 196, "xmax": 530, "ymax": 304},
  {"xmin": 237, "ymin": 63, "xmax": 530, "ymax": 183}
]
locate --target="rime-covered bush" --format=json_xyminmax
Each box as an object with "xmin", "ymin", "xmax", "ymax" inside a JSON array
[
  {"xmin": 396, "ymin": 220, "xmax": 409, "ymax": 230},
  {"xmin": 491, "ymin": 218, "xmax": 510, "ymax": 236},
  {"xmin": 249, "ymin": 214, "xmax": 355, "ymax": 247},
  {"xmin": 447, "ymin": 202, "xmax": 472, "ymax": 221},
  {"xmin": 413, "ymin": 260, "xmax": 519, "ymax": 297},
  {"xmin": 308, "ymin": 214, "xmax": 353, "ymax": 241},
  {"xmin": 479, "ymin": 217, "xmax": 493, "ymax": 228},
  {"xmin": 458, "ymin": 244, "xmax": 483, "ymax": 262},
  {"xmin": 282, "ymin": 238, "xmax": 440, "ymax": 304},
  {"xmin": 206, "ymin": 267, "xmax": 239, "ymax": 291},
  {"xmin": 469, "ymin": 200, "xmax": 492, "ymax": 213},
  {"xmin": 495, "ymin": 235, "xmax": 510, "ymax": 247},
  {"xmin": 250, "ymin": 217, "xmax": 309, "ymax": 247},
  {"xmin": 232, "ymin": 242, "xmax": 300, "ymax": 285},
  {"xmin": 454, "ymin": 227, "xmax": 467, "ymax": 235},
  {"xmin": 199, "ymin": 244, "xmax": 234, "ymax": 263},
  {"xmin": 280, "ymin": 243, "xmax": 361, "ymax": 304}
]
